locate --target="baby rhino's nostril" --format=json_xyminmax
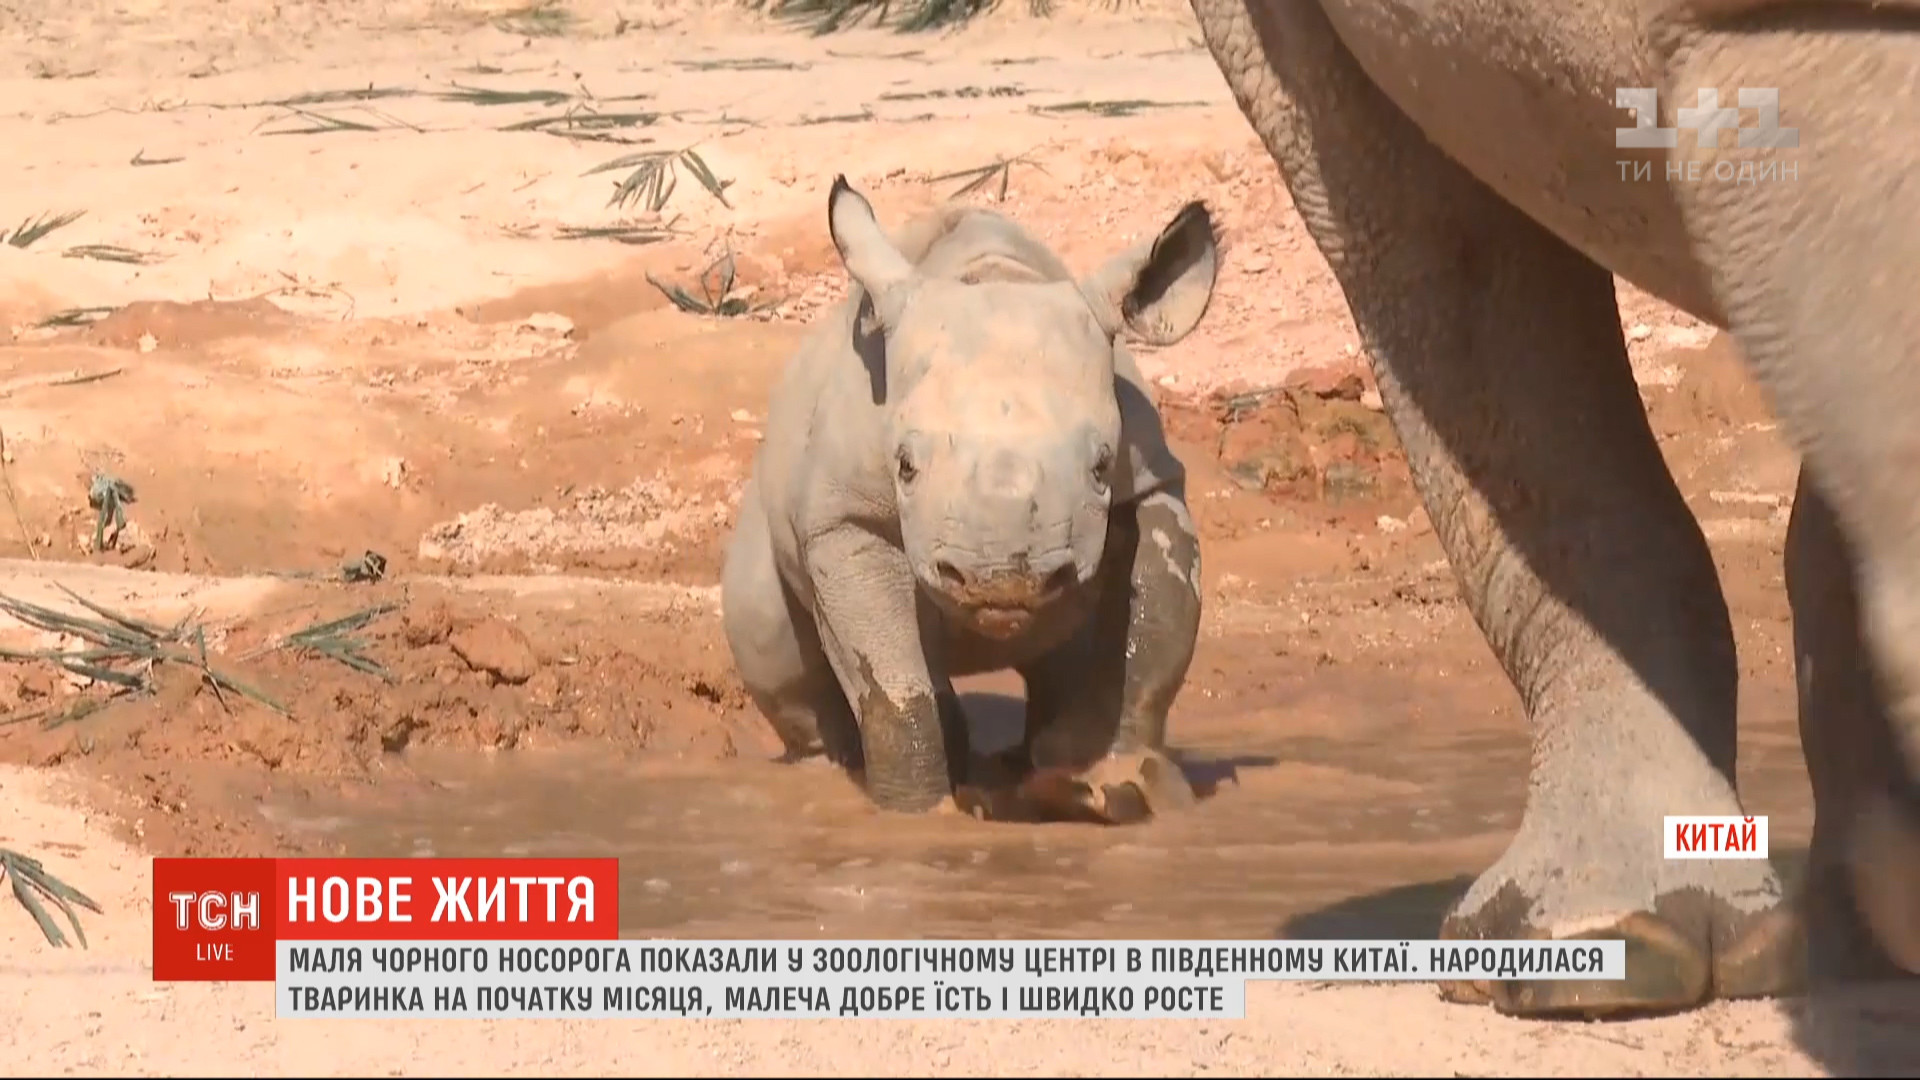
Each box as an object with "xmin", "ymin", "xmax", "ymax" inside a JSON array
[{"xmin": 934, "ymin": 560, "xmax": 969, "ymax": 590}]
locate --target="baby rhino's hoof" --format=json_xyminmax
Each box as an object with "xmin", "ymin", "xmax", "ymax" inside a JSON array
[
  {"xmin": 1021, "ymin": 749, "xmax": 1198, "ymax": 825},
  {"xmin": 948, "ymin": 747, "xmax": 1040, "ymax": 821},
  {"xmin": 949, "ymin": 748, "xmax": 1196, "ymax": 824}
]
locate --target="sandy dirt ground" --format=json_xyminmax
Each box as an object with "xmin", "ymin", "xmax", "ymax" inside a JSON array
[{"xmin": 1, "ymin": 0, "xmax": 1917, "ymax": 1074}]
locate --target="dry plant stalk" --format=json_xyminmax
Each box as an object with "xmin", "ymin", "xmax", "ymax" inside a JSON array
[{"xmin": 0, "ymin": 849, "xmax": 100, "ymax": 948}]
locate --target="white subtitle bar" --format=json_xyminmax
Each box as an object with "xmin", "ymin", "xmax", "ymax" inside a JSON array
[{"xmin": 275, "ymin": 938, "xmax": 1628, "ymax": 1019}]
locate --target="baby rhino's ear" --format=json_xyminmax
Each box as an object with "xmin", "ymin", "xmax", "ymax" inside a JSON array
[
  {"xmin": 827, "ymin": 175, "xmax": 917, "ymax": 328},
  {"xmin": 1079, "ymin": 201, "xmax": 1220, "ymax": 347}
]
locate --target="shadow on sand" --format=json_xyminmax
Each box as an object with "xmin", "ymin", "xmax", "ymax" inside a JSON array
[{"xmin": 954, "ymin": 689, "xmax": 1277, "ymax": 800}]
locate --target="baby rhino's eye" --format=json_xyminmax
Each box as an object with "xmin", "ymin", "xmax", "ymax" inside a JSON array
[
  {"xmin": 896, "ymin": 445, "xmax": 918, "ymax": 485},
  {"xmin": 1091, "ymin": 445, "xmax": 1115, "ymax": 493}
]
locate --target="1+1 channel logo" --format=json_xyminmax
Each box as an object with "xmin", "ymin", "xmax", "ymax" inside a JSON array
[{"xmin": 1614, "ymin": 87, "xmax": 1802, "ymax": 185}]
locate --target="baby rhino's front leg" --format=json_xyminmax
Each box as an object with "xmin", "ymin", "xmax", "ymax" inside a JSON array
[
  {"xmin": 1015, "ymin": 486, "xmax": 1204, "ymax": 824},
  {"xmin": 806, "ymin": 527, "xmax": 967, "ymax": 812}
]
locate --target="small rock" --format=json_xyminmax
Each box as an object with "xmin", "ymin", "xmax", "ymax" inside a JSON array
[
  {"xmin": 1663, "ymin": 325, "xmax": 1715, "ymax": 350},
  {"xmin": 1376, "ymin": 514, "xmax": 1407, "ymax": 534},
  {"xmin": 1708, "ymin": 489, "xmax": 1778, "ymax": 507},
  {"xmin": 1359, "ymin": 388, "xmax": 1384, "ymax": 412},
  {"xmin": 137, "ymin": 332, "xmax": 158, "ymax": 354},
  {"xmin": 522, "ymin": 311, "xmax": 575, "ymax": 338},
  {"xmin": 1322, "ymin": 460, "xmax": 1377, "ymax": 501},
  {"xmin": 448, "ymin": 618, "xmax": 538, "ymax": 685},
  {"xmin": 729, "ymin": 408, "xmax": 757, "ymax": 424},
  {"xmin": 1241, "ymin": 253, "xmax": 1272, "ymax": 274},
  {"xmin": 1627, "ymin": 323, "xmax": 1653, "ymax": 342},
  {"xmin": 1286, "ymin": 364, "xmax": 1366, "ymax": 402}
]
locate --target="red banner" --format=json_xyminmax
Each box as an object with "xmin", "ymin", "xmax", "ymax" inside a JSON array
[{"xmin": 153, "ymin": 857, "xmax": 620, "ymax": 982}]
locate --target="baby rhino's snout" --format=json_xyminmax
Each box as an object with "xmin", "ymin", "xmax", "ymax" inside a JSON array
[
  {"xmin": 926, "ymin": 447, "xmax": 1090, "ymax": 640},
  {"xmin": 930, "ymin": 549, "xmax": 1080, "ymax": 604},
  {"xmin": 929, "ymin": 548, "xmax": 1082, "ymax": 641}
]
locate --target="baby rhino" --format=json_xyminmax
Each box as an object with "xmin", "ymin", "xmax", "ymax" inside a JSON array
[{"xmin": 721, "ymin": 176, "xmax": 1221, "ymax": 822}]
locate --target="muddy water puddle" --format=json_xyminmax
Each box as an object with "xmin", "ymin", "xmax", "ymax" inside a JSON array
[{"xmin": 258, "ymin": 666, "xmax": 1818, "ymax": 941}]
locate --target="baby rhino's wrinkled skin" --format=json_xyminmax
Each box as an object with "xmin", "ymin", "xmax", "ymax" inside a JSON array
[{"xmin": 721, "ymin": 176, "xmax": 1220, "ymax": 821}]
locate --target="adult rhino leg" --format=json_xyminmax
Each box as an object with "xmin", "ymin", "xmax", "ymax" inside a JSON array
[
  {"xmin": 719, "ymin": 479, "xmax": 864, "ymax": 769},
  {"xmin": 1651, "ymin": 9, "xmax": 1920, "ymax": 973},
  {"xmin": 1784, "ymin": 467, "xmax": 1911, "ymax": 981},
  {"xmin": 1013, "ymin": 487, "xmax": 1203, "ymax": 825},
  {"xmin": 1189, "ymin": 0, "xmax": 1798, "ymax": 1015}
]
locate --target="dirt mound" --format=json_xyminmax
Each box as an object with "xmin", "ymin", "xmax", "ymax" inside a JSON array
[
  {"xmin": 418, "ymin": 479, "xmax": 741, "ymax": 573},
  {"xmin": 0, "ymin": 565, "xmax": 764, "ymax": 856},
  {"xmin": 1164, "ymin": 367, "xmax": 1414, "ymax": 510}
]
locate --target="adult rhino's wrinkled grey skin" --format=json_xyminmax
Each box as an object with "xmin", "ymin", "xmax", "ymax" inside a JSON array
[
  {"xmin": 1186, "ymin": 0, "xmax": 1920, "ymax": 1018},
  {"xmin": 721, "ymin": 176, "xmax": 1219, "ymax": 822}
]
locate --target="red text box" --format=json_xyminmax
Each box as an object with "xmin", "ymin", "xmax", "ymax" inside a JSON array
[
  {"xmin": 155, "ymin": 857, "xmax": 621, "ymax": 981},
  {"xmin": 273, "ymin": 858, "xmax": 620, "ymax": 941},
  {"xmin": 152, "ymin": 857, "xmax": 278, "ymax": 982}
]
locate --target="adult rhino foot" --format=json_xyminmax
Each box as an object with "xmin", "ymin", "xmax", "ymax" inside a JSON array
[
  {"xmin": 1849, "ymin": 793, "xmax": 1920, "ymax": 975},
  {"xmin": 952, "ymin": 748, "xmax": 1196, "ymax": 825},
  {"xmin": 1796, "ymin": 848, "xmax": 1911, "ymax": 986},
  {"xmin": 1439, "ymin": 832, "xmax": 1802, "ymax": 1018}
]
